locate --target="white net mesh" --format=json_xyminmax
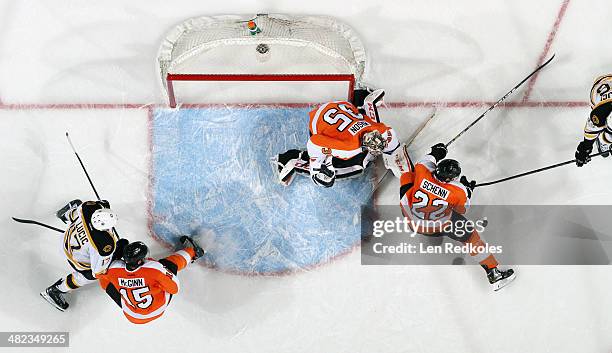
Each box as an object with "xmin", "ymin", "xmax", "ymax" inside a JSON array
[{"xmin": 158, "ymin": 14, "xmax": 367, "ymax": 96}]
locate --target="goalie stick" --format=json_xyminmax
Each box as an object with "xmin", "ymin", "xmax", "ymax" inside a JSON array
[
  {"xmin": 371, "ymin": 107, "xmax": 438, "ymax": 193},
  {"xmin": 445, "ymin": 54, "xmax": 556, "ymax": 147}
]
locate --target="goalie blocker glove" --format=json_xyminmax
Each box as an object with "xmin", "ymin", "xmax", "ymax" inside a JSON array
[
  {"xmin": 575, "ymin": 139, "xmax": 594, "ymax": 167},
  {"xmin": 312, "ymin": 164, "xmax": 336, "ymax": 188}
]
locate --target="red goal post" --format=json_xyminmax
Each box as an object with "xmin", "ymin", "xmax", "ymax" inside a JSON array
[
  {"xmin": 165, "ymin": 73, "xmax": 356, "ymax": 108},
  {"xmin": 158, "ymin": 14, "xmax": 366, "ymax": 107}
]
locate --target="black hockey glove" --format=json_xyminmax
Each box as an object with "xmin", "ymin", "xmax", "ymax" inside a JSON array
[
  {"xmin": 429, "ymin": 143, "xmax": 448, "ymax": 161},
  {"xmin": 112, "ymin": 238, "xmax": 129, "ymax": 262},
  {"xmin": 98, "ymin": 199, "xmax": 111, "ymax": 208},
  {"xmin": 460, "ymin": 176, "xmax": 476, "ymax": 199},
  {"xmin": 352, "ymin": 87, "xmax": 372, "ymax": 111},
  {"xmin": 56, "ymin": 199, "xmax": 83, "ymax": 223},
  {"xmin": 575, "ymin": 140, "xmax": 593, "ymax": 167}
]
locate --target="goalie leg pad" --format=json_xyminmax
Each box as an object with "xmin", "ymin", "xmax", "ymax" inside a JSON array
[
  {"xmin": 383, "ymin": 144, "xmax": 413, "ymax": 178},
  {"xmin": 273, "ymin": 150, "xmax": 310, "ymax": 186}
]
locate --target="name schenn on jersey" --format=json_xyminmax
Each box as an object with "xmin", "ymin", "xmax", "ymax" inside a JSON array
[
  {"xmin": 420, "ymin": 179, "xmax": 449, "ymax": 200},
  {"xmin": 119, "ymin": 278, "xmax": 146, "ymax": 288}
]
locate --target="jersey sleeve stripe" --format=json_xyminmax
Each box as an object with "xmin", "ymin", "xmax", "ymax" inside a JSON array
[
  {"xmin": 311, "ymin": 102, "xmax": 330, "ymax": 135},
  {"xmin": 176, "ymin": 250, "xmax": 192, "ymax": 265}
]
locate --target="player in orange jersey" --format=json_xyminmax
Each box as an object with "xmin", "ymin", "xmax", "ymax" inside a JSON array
[
  {"xmin": 97, "ymin": 236, "xmax": 204, "ymax": 324},
  {"xmin": 274, "ymin": 88, "xmax": 410, "ymax": 187},
  {"xmin": 399, "ymin": 143, "xmax": 515, "ymax": 291}
]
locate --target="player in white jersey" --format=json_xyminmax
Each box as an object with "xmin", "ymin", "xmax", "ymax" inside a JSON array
[
  {"xmin": 40, "ymin": 199, "xmax": 122, "ymax": 311},
  {"xmin": 575, "ymin": 74, "xmax": 612, "ymax": 166}
]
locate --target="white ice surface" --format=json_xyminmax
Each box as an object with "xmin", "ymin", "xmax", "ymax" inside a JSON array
[{"xmin": 1, "ymin": 0, "xmax": 612, "ymax": 352}]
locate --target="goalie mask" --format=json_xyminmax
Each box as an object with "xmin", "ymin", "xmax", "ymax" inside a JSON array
[{"xmin": 362, "ymin": 131, "xmax": 387, "ymax": 155}]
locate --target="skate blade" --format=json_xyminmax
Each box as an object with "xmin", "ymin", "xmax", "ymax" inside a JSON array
[
  {"xmin": 492, "ymin": 273, "xmax": 516, "ymax": 291},
  {"xmin": 40, "ymin": 291, "xmax": 66, "ymax": 312}
]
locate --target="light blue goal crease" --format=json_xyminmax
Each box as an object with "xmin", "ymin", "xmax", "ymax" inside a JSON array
[{"xmin": 151, "ymin": 107, "xmax": 375, "ymax": 274}]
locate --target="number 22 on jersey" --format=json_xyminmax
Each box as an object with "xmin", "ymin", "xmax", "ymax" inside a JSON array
[{"xmin": 411, "ymin": 190, "xmax": 449, "ymax": 221}]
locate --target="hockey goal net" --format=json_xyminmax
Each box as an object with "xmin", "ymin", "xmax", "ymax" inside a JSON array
[{"xmin": 158, "ymin": 14, "xmax": 366, "ymax": 107}]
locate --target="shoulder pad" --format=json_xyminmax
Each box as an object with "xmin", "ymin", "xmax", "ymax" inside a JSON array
[
  {"xmin": 590, "ymin": 101, "xmax": 612, "ymax": 127},
  {"xmin": 448, "ymin": 180, "xmax": 469, "ymax": 199},
  {"xmin": 416, "ymin": 155, "xmax": 437, "ymax": 172},
  {"xmin": 108, "ymin": 259, "xmax": 126, "ymax": 270},
  {"xmin": 90, "ymin": 230, "xmax": 116, "ymax": 256}
]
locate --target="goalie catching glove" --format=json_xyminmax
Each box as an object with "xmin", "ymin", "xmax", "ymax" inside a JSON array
[{"xmin": 311, "ymin": 162, "xmax": 336, "ymax": 188}]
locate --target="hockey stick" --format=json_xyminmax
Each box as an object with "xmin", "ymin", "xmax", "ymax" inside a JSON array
[
  {"xmin": 445, "ymin": 54, "xmax": 556, "ymax": 148},
  {"xmin": 11, "ymin": 217, "xmax": 64, "ymax": 233},
  {"xmin": 65, "ymin": 132, "xmax": 122, "ymax": 237},
  {"xmin": 66, "ymin": 132, "xmax": 101, "ymax": 201},
  {"xmin": 474, "ymin": 150, "xmax": 609, "ymax": 188}
]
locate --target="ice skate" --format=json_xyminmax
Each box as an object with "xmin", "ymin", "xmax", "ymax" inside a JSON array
[
  {"xmin": 40, "ymin": 279, "xmax": 69, "ymax": 312},
  {"xmin": 486, "ymin": 267, "xmax": 516, "ymax": 291}
]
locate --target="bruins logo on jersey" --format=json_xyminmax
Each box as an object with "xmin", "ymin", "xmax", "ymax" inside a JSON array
[{"xmin": 590, "ymin": 101, "xmax": 612, "ymax": 128}]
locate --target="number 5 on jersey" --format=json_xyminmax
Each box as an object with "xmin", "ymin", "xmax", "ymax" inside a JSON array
[
  {"xmin": 120, "ymin": 287, "xmax": 153, "ymax": 309},
  {"xmin": 322, "ymin": 104, "xmax": 363, "ymax": 132}
]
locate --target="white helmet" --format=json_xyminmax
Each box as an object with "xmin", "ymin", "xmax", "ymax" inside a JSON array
[{"xmin": 91, "ymin": 208, "xmax": 118, "ymax": 231}]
